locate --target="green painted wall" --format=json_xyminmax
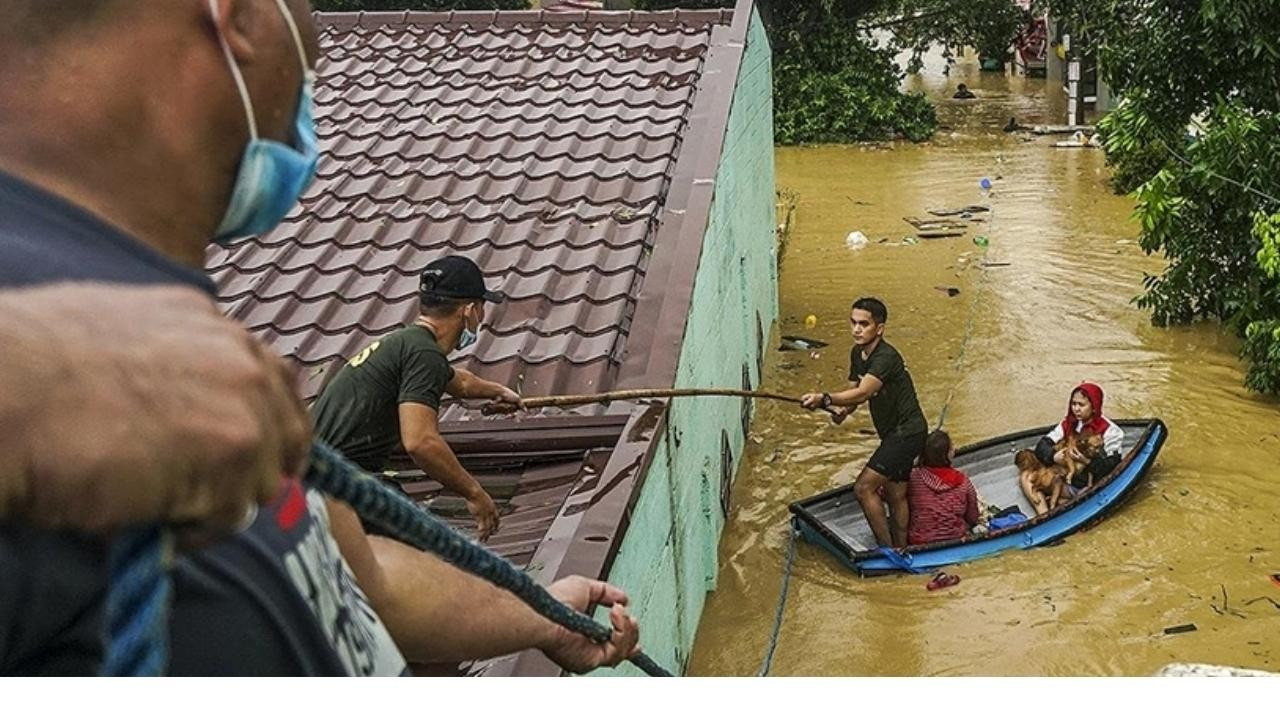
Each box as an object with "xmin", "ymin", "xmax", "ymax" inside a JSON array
[{"xmin": 594, "ymin": 6, "xmax": 775, "ymax": 676}]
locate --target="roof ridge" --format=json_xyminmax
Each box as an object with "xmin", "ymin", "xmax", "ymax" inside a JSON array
[{"xmin": 315, "ymin": 9, "xmax": 733, "ymax": 32}]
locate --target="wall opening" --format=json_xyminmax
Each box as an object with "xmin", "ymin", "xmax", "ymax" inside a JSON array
[{"xmin": 719, "ymin": 430, "xmax": 733, "ymax": 517}]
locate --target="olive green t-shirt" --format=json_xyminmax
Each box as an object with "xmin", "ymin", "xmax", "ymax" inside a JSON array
[
  {"xmin": 311, "ymin": 326, "xmax": 455, "ymax": 471},
  {"xmin": 848, "ymin": 339, "xmax": 928, "ymax": 438}
]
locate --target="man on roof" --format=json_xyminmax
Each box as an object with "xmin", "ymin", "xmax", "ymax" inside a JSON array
[
  {"xmin": 310, "ymin": 255, "xmax": 520, "ymax": 541},
  {"xmin": 0, "ymin": 0, "xmax": 637, "ymax": 675}
]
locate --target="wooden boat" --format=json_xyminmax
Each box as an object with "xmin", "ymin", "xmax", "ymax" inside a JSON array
[{"xmin": 789, "ymin": 419, "xmax": 1168, "ymax": 575}]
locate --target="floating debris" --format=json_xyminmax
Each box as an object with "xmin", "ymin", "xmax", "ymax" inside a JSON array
[
  {"xmin": 1158, "ymin": 663, "xmax": 1275, "ymax": 676},
  {"xmin": 928, "ymin": 205, "xmax": 990, "ymax": 217},
  {"xmin": 610, "ymin": 206, "xmax": 638, "ymax": 221},
  {"xmin": 903, "ymin": 216, "xmax": 969, "ymax": 231},
  {"xmin": 1162, "ymin": 623, "xmax": 1197, "ymax": 635},
  {"xmin": 1031, "ymin": 124, "xmax": 1096, "ymax": 135},
  {"xmin": 779, "ymin": 335, "xmax": 828, "ymax": 351},
  {"xmin": 1054, "ymin": 130, "xmax": 1103, "ymax": 148}
]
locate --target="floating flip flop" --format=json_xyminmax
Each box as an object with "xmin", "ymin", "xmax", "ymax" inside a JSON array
[
  {"xmin": 1270, "ymin": 573, "xmax": 1280, "ymax": 589},
  {"xmin": 927, "ymin": 572, "xmax": 961, "ymax": 591}
]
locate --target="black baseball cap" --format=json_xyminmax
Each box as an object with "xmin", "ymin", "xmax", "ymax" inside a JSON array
[{"xmin": 419, "ymin": 256, "xmax": 505, "ymax": 303}]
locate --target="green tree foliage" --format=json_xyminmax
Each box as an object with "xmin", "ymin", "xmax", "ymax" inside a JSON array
[
  {"xmin": 311, "ymin": 0, "xmax": 526, "ymax": 10},
  {"xmin": 637, "ymin": 1, "xmax": 1036, "ymax": 143},
  {"xmin": 1057, "ymin": 0, "xmax": 1280, "ymax": 393}
]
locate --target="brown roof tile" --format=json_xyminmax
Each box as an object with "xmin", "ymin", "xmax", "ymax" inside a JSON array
[{"xmin": 206, "ymin": 10, "xmax": 733, "ymax": 414}]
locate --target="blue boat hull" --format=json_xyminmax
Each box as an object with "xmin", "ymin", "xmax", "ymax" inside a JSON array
[{"xmin": 790, "ymin": 419, "xmax": 1168, "ymax": 575}]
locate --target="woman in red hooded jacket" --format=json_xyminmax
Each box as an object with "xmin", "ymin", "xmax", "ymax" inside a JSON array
[
  {"xmin": 907, "ymin": 430, "xmax": 980, "ymax": 545},
  {"xmin": 1031, "ymin": 382, "xmax": 1125, "ymax": 493}
]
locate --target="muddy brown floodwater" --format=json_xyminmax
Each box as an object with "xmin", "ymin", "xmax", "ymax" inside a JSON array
[{"xmin": 687, "ymin": 53, "xmax": 1280, "ymax": 676}]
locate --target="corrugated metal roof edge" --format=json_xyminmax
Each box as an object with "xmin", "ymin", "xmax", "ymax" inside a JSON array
[
  {"xmin": 475, "ymin": 0, "xmax": 760, "ymax": 677},
  {"xmin": 478, "ymin": 401, "xmax": 668, "ymax": 677},
  {"xmin": 315, "ymin": 8, "xmax": 733, "ymax": 32}
]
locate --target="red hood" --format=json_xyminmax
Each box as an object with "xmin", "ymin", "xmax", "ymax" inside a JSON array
[
  {"xmin": 919, "ymin": 466, "xmax": 968, "ymax": 491},
  {"xmin": 1061, "ymin": 381, "xmax": 1110, "ymax": 437}
]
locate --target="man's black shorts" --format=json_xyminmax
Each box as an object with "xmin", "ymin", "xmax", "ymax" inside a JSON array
[{"xmin": 867, "ymin": 432, "xmax": 926, "ymax": 482}]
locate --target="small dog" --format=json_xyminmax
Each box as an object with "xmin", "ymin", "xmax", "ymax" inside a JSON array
[
  {"xmin": 1015, "ymin": 449, "xmax": 1068, "ymax": 512},
  {"xmin": 1056, "ymin": 430, "xmax": 1105, "ymax": 488}
]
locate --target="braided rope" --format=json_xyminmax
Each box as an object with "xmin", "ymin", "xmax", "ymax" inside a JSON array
[
  {"xmin": 757, "ymin": 523, "xmax": 798, "ymax": 676},
  {"xmin": 101, "ymin": 527, "xmax": 171, "ymax": 676},
  {"xmin": 305, "ymin": 441, "xmax": 672, "ymax": 677}
]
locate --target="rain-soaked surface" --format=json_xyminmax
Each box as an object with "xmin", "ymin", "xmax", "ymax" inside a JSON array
[{"xmin": 686, "ymin": 52, "xmax": 1280, "ymax": 676}]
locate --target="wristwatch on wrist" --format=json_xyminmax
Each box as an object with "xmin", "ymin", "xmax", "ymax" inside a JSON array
[{"xmin": 820, "ymin": 392, "xmax": 833, "ymax": 409}]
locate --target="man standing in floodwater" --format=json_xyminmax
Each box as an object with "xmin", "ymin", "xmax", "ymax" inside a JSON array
[{"xmin": 801, "ymin": 297, "xmax": 928, "ymax": 547}]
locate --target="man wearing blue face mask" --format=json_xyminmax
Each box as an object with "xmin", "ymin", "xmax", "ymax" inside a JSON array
[
  {"xmin": 0, "ymin": 0, "xmax": 637, "ymax": 677},
  {"xmin": 311, "ymin": 256, "xmax": 520, "ymax": 542}
]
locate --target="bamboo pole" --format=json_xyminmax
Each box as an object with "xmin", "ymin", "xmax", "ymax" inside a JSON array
[{"xmin": 482, "ymin": 387, "xmax": 841, "ymax": 417}]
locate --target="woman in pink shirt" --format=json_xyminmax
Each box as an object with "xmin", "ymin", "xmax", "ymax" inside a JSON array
[{"xmin": 907, "ymin": 430, "xmax": 980, "ymax": 545}]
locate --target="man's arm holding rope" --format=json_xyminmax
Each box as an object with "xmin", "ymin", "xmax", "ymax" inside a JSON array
[{"xmin": 325, "ymin": 497, "xmax": 639, "ymax": 671}]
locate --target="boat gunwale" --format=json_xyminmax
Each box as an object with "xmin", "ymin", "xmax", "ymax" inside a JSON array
[{"xmin": 788, "ymin": 418, "xmax": 1167, "ymax": 574}]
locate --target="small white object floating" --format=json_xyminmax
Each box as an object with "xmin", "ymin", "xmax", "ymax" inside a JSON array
[
  {"xmin": 1054, "ymin": 130, "xmax": 1103, "ymax": 148},
  {"xmin": 845, "ymin": 231, "xmax": 868, "ymax": 249}
]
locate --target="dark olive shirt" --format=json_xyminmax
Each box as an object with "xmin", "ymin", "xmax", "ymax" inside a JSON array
[
  {"xmin": 311, "ymin": 326, "xmax": 455, "ymax": 471},
  {"xmin": 848, "ymin": 339, "xmax": 928, "ymax": 438}
]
